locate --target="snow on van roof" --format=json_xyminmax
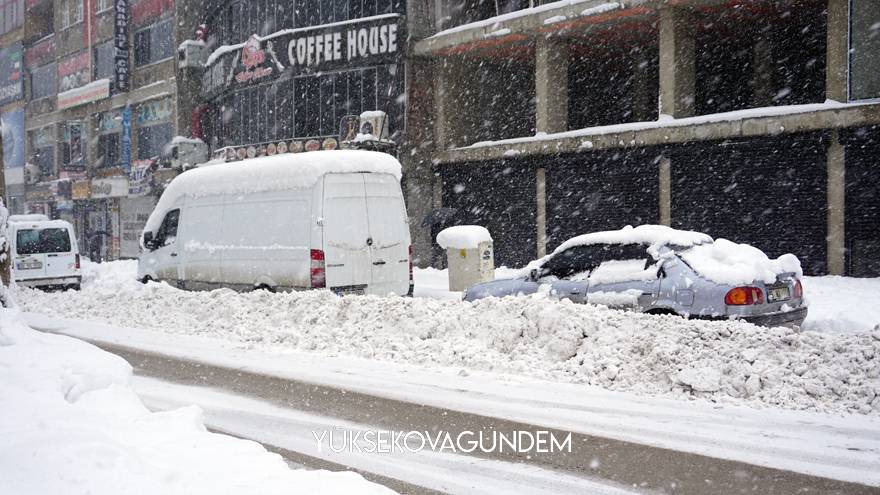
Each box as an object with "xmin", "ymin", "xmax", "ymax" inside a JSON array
[
  {"xmin": 8, "ymin": 219, "xmax": 73, "ymax": 230},
  {"xmin": 8, "ymin": 214, "xmax": 50, "ymax": 223},
  {"xmin": 551, "ymin": 225, "xmax": 712, "ymax": 255},
  {"xmin": 144, "ymin": 150, "xmax": 402, "ymax": 236}
]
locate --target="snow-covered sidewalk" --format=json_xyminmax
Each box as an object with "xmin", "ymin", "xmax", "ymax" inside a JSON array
[
  {"xmin": 0, "ymin": 308, "xmax": 392, "ymax": 495},
  {"xmin": 13, "ymin": 260, "xmax": 880, "ymax": 415},
  {"xmin": 21, "ymin": 313, "xmax": 880, "ymax": 487}
]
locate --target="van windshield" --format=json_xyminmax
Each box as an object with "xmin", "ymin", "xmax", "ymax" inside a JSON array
[{"xmin": 16, "ymin": 228, "xmax": 72, "ymax": 255}]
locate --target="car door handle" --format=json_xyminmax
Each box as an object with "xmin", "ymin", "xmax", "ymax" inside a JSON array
[
  {"xmin": 170, "ymin": 252, "xmax": 178, "ymax": 257},
  {"xmin": 47, "ymin": 254, "xmax": 58, "ymax": 257},
  {"xmin": 372, "ymin": 260, "xmax": 386, "ymax": 266}
]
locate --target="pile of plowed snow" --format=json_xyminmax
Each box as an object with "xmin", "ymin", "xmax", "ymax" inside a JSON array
[{"xmin": 14, "ymin": 261, "xmax": 880, "ymax": 415}]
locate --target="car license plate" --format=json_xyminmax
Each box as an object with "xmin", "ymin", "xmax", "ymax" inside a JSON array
[{"xmin": 767, "ymin": 286, "xmax": 790, "ymax": 302}]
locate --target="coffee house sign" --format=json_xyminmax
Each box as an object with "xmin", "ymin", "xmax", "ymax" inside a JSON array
[{"xmin": 203, "ymin": 13, "xmax": 401, "ymax": 96}]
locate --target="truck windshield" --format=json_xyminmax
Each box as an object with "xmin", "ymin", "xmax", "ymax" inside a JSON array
[{"xmin": 16, "ymin": 228, "xmax": 72, "ymax": 255}]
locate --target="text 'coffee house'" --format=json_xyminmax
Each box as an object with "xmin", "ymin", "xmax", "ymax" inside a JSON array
[{"xmin": 199, "ymin": 0, "xmax": 406, "ymax": 159}]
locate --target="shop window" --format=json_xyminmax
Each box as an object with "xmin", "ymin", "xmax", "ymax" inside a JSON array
[
  {"xmin": 1, "ymin": 0, "xmax": 23, "ymax": 35},
  {"xmin": 30, "ymin": 63, "xmax": 56, "ymax": 101},
  {"xmin": 60, "ymin": 122, "xmax": 86, "ymax": 171},
  {"xmin": 97, "ymin": 0, "xmax": 112, "ymax": 12},
  {"xmin": 94, "ymin": 41, "xmax": 115, "ymax": 83},
  {"xmin": 850, "ymin": 0, "xmax": 880, "ymax": 101},
  {"xmin": 134, "ymin": 18, "xmax": 174, "ymax": 66},
  {"xmin": 137, "ymin": 123, "xmax": 173, "ymax": 159}
]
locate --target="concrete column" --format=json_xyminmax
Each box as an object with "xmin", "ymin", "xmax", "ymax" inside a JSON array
[
  {"xmin": 536, "ymin": 167, "xmax": 547, "ymax": 257},
  {"xmin": 433, "ymin": 59, "xmax": 453, "ymax": 150},
  {"xmin": 535, "ymin": 38, "xmax": 569, "ymax": 134},
  {"xmin": 633, "ymin": 56, "xmax": 654, "ymax": 122},
  {"xmin": 825, "ymin": 0, "xmax": 849, "ymax": 102},
  {"xmin": 658, "ymin": 156, "xmax": 671, "ymax": 226},
  {"xmin": 827, "ymin": 130, "xmax": 846, "ymax": 275},
  {"xmin": 658, "ymin": 7, "xmax": 695, "ymax": 118},
  {"xmin": 751, "ymin": 37, "xmax": 774, "ymax": 107}
]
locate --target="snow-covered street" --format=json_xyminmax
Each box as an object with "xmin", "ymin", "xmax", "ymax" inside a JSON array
[{"xmin": 14, "ymin": 260, "xmax": 880, "ymax": 415}]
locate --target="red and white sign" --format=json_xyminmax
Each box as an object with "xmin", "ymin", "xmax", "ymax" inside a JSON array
[{"xmin": 58, "ymin": 79, "xmax": 111, "ymax": 110}]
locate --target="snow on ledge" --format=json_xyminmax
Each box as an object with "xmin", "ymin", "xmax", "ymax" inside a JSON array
[
  {"xmin": 430, "ymin": 0, "xmax": 617, "ymax": 38},
  {"xmin": 437, "ymin": 225, "xmax": 493, "ymax": 249},
  {"xmin": 464, "ymin": 100, "xmax": 876, "ymax": 151}
]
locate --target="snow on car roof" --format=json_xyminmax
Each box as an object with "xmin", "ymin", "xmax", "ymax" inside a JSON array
[
  {"xmin": 551, "ymin": 225, "xmax": 712, "ymax": 255},
  {"xmin": 144, "ymin": 150, "xmax": 402, "ymax": 236}
]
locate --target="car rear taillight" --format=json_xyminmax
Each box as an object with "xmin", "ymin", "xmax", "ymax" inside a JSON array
[
  {"xmin": 75, "ymin": 254, "xmax": 81, "ymax": 270},
  {"xmin": 310, "ymin": 249, "xmax": 325, "ymax": 288},
  {"xmin": 408, "ymin": 245, "xmax": 413, "ymax": 281},
  {"xmin": 724, "ymin": 286, "xmax": 765, "ymax": 305},
  {"xmin": 793, "ymin": 279, "xmax": 803, "ymax": 299}
]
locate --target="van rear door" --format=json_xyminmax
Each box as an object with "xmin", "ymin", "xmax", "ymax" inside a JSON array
[
  {"xmin": 363, "ymin": 174, "xmax": 410, "ymax": 295},
  {"xmin": 12, "ymin": 226, "xmax": 47, "ymax": 280},
  {"xmin": 322, "ymin": 174, "xmax": 373, "ymax": 292},
  {"xmin": 43, "ymin": 227, "xmax": 77, "ymax": 279}
]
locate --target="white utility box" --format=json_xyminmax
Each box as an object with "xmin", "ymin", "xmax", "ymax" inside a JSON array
[{"xmin": 436, "ymin": 225, "xmax": 494, "ymax": 292}]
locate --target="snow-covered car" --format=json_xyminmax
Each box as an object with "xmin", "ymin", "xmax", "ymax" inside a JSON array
[{"xmin": 463, "ymin": 225, "xmax": 807, "ymax": 328}]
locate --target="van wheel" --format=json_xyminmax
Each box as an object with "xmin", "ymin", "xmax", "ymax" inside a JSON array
[{"xmin": 255, "ymin": 284, "xmax": 275, "ymax": 293}]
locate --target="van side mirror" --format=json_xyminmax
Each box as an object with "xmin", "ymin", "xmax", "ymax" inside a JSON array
[{"xmin": 143, "ymin": 231, "xmax": 157, "ymax": 250}]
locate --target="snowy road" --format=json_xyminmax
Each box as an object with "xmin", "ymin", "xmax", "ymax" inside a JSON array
[{"xmin": 29, "ymin": 319, "xmax": 880, "ymax": 495}]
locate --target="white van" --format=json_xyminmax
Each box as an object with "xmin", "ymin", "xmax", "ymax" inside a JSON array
[
  {"xmin": 8, "ymin": 219, "xmax": 82, "ymax": 290},
  {"xmin": 137, "ymin": 150, "xmax": 413, "ymax": 296}
]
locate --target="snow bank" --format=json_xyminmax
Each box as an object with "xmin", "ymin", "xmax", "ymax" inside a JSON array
[
  {"xmin": 680, "ymin": 239, "xmax": 803, "ymax": 285},
  {"xmin": 14, "ymin": 261, "xmax": 880, "ymax": 415},
  {"xmin": 0, "ymin": 308, "xmax": 392, "ymax": 495},
  {"xmin": 436, "ymin": 225, "xmax": 492, "ymax": 249},
  {"xmin": 143, "ymin": 150, "xmax": 402, "ymax": 238},
  {"xmin": 801, "ymin": 276, "xmax": 880, "ymax": 334}
]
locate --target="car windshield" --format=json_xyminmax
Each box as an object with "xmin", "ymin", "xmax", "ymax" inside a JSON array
[{"xmin": 16, "ymin": 228, "xmax": 72, "ymax": 255}]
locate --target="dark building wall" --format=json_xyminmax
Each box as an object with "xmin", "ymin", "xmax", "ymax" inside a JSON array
[
  {"xmin": 843, "ymin": 125, "xmax": 880, "ymax": 277},
  {"xmin": 441, "ymin": 160, "xmax": 536, "ymax": 268},
  {"xmin": 546, "ymin": 149, "xmax": 661, "ymax": 251},
  {"xmin": 670, "ymin": 133, "xmax": 828, "ymax": 275}
]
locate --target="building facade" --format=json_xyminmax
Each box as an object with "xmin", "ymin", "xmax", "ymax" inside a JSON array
[
  {"xmin": 406, "ymin": 0, "xmax": 880, "ymax": 276},
  {"xmin": 1, "ymin": 0, "xmax": 193, "ymax": 260},
  {"xmin": 192, "ymin": 0, "xmax": 406, "ymax": 158}
]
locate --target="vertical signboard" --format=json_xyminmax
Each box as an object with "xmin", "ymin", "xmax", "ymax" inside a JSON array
[
  {"xmin": 121, "ymin": 104, "xmax": 133, "ymax": 172},
  {"xmin": 0, "ymin": 42, "xmax": 24, "ymax": 105},
  {"xmin": 115, "ymin": 0, "xmax": 130, "ymax": 92}
]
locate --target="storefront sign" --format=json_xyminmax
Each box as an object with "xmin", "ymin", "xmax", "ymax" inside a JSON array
[
  {"xmin": 26, "ymin": 183, "xmax": 54, "ymax": 202},
  {"xmin": 115, "ymin": 0, "xmax": 130, "ymax": 92},
  {"xmin": 128, "ymin": 160, "xmax": 153, "ymax": 196},
  {"xmin": 137, "ymin": 98, "xmax": 173, "ymax": 126},
  {"xmin": 24, "ymin": 37, "xmax": 55, "ymax": 68},
  {"xmin": 204, "ymin": 14, "xmax": 401, "ymax": 96},
  {"xmin": 58, "ymin": 51, "xmax": 90, "ymax": 93},
  {"xmin": 58, "ymin": 79, "xmax": 111, "ymax": 110},
  {"xmin": 91, "ymin": 177, "xmax": 130, "ymax": 199},
  {"xmin": 1, "ymin": 109, "xmax": 25, "ymax": 169},
  {"xmin": 121, "ymin": 104, "xmax": 133, "ymax": 172},
  {"xmin": 72, "ymin": 180, "xmax": 92, "ymax": 199},
  {"xmin": 0, "ymin": 42, "xmax": 24, "ymax": 105}
]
